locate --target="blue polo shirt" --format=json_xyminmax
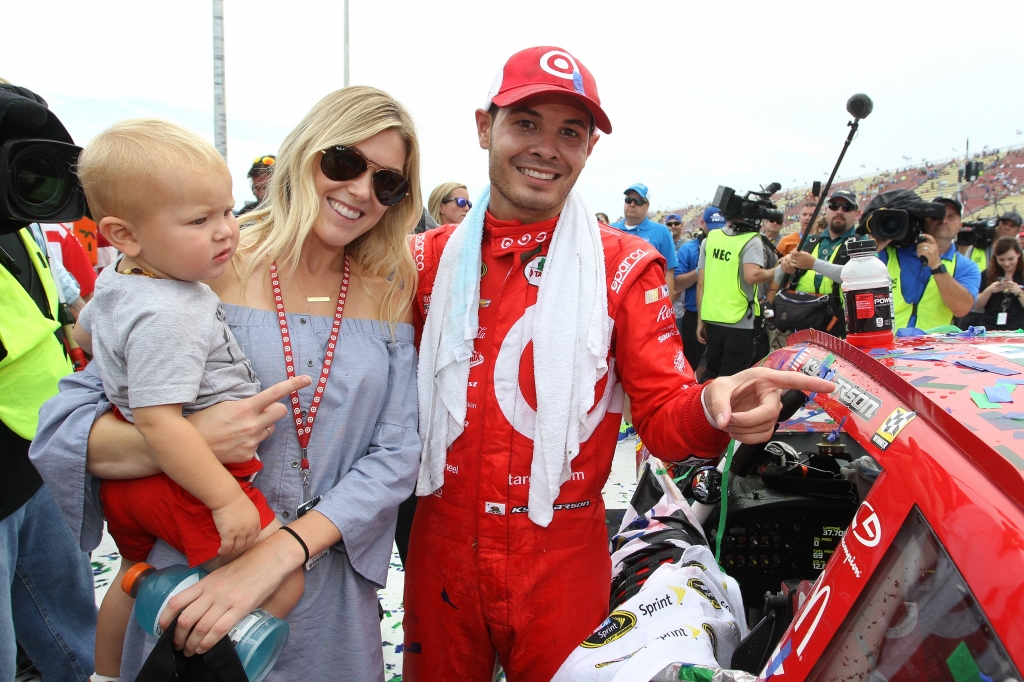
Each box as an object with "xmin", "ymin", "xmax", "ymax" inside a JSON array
[
  {"xmin": 676, "ymin": 238, "xmax": 701, "ymax": 312},
  {"xmin": 611, "ymin": 218, "xmax": 679, "ymax": 270},
  {"xmin": 877, "ymin": 242, "xmax": 981, "ymax": 307}
]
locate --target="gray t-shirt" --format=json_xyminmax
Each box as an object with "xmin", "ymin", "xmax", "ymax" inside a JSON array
[
  {"xmin": 79, "ymin": 263, "xmax": 260, "ymax": 421},
  {"xmin": 697, "ymin": 227, "xmax": 766, "ymax": 330}
]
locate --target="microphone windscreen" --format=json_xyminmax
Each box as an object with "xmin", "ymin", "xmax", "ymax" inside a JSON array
[{"xmin": 847, "ymin": 93, "xmax": 874, "ymax": 119}]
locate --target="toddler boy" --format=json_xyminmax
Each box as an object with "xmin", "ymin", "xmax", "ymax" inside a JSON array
[{"xmin": 74, "ymin": 119, "xmax": 303, "ymax": 682}]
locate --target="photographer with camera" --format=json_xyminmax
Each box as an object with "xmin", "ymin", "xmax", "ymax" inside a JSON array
[
  {"xmin": 696, "ymin": 185, "xmax": 781, "ymax": 378},
  {"xmin": 0, "ymin": 84, "xmax": 97, "ymax": 681},
  {"xmin": 863, "ymin": 189, "xmax": 980, "ymax": 331}
]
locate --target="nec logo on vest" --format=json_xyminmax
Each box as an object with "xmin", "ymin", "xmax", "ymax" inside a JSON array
[{"xmin": 712, "ymin": 248, "xmax": 732, "ymax": 261}]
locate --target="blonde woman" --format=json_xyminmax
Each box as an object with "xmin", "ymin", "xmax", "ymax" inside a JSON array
[
  {"xmin": 428, "ymin": 181, "xmax": 471, "ymax": 225},
  {"xmin": 34, "ymin": 87, "xmax": 422, "ymax": 681}
]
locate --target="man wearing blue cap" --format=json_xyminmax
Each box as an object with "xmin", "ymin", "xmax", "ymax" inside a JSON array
[
  {"xmin": 665, "ymin": 213, "xmax": 685, "ymax": 249},
  {"xmin": 674, "ymin": 207, "xmax": 726, "ymax": 377},
  {"xmin": 611, "ymin": 184, "xmax": 678, "ymax": 298}
]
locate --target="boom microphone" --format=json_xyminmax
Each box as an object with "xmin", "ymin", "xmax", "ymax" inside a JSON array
[{"xmin": 846, "ymin": 93, "xmax": 874, "ymax": 120}]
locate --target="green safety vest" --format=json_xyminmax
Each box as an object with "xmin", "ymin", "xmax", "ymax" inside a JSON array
[
  {"xmin": 794, "ymin": 237, "xmax": 843, "ymax": 295},
  {"xmin": 702, "ymin": 229, "xmax": 760, "ymax": 324},
  {"xmin": 886, "ymin": 245, "xmax": 959, "ymax": 331},
  {"xmin": 0, "ymin": 229, "xmax": 73, "ymax": 440},
  {"xmin": 967, "ymin": 246, "xmax": 987, "ymax": 273}
]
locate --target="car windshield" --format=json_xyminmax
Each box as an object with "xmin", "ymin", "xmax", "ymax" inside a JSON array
[{"xmin": 808, "ymin": 507, "xmax": 1019, "ymax": 682}]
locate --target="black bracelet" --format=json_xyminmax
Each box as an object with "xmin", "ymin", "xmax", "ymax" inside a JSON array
[{"xmin": 279, "ymin": 526, "xmax": 309, "ymax": 565}]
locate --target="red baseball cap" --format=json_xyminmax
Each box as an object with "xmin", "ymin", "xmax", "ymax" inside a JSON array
[{"xmin": 482, "ymin": 46, "xmax": 612, "ymax": 134}]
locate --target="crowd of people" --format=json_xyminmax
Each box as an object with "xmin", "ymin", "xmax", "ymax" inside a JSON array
[{"xmin": 5, "ymin": 40, "xmax": 1020, "ymax": 682}]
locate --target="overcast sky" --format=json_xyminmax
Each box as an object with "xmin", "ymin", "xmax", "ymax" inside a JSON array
[{"xmin": 4, "ymin": 0, "xmax": 1023, "ymax": 215}]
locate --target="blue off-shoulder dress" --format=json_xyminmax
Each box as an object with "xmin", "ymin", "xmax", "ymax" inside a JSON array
[{"xmin": 31, "ymin": 305, "xmax": 421, "ymax": 682}]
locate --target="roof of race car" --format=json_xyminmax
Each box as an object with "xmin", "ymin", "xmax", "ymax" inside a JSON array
[{"xmin": 771, "ymin": 330, "xmax": 1024, "ymax": 506}]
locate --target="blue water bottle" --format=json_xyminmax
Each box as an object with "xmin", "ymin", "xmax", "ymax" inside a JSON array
[{"xmin": 123, "ymin": 563, "xmax": 290, "ymax": 682}]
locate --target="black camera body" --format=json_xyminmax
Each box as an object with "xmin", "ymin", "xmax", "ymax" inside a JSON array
[
  {"xmin": 712, "ymin": 182, "xmax": 783, "ymax": 231},
  {"xmin": 859, "ymin": 191, "xmax": 946, "ymax": 248},
  {"xmin": 958, "ymin": 219, "xmax": 997, "ymax": 250},
  {"xmin": 0, "ymin": 86, "xmax": 86, "ymax": 234}
]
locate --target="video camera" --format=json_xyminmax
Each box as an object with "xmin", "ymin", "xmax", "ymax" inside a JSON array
[
  {"xmin": 712, "ymin": 181, "xmax": 783, "ymax": 231},
  {"xmin": 958, "ymin": 218, "xmax": 997, "ymax": 250},
  {"xmin": 858, "ymin": 189, "xmax": 946, "ymax": 249},
  {"xmin": 0, "ymin": 85, "xmax": 86, "ymax": 235}
]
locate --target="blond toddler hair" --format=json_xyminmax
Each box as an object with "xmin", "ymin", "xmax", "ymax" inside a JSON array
[{"xmin": 77, "ymin": 118, "xmax": 228, "ymax": 222}]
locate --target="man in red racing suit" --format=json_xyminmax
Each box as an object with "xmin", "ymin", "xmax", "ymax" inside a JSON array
[
  {"xmin": 404, "ymin": 213, "xmax": 730, "ymax": 681},
  {"xmin": 402, "ymin": 46, "xmax": 833, "ymax": 681}
]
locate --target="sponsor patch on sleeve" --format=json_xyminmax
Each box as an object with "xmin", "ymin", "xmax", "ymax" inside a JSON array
[{"xmin": 645, "ymin": 284, "xmax": 669, "ymax": 304}]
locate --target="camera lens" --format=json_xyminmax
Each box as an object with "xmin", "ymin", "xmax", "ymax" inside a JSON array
[
  {"xmin": 10, "ymin": 144, "xmax": 72, "ymax": 219},
  {"xmin": 867, "ymin": 208, "xmax": 909, "ymax": 241}
]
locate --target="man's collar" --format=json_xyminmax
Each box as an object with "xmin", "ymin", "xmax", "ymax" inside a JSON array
[{"xmin": 622, "ymin": 219, "xmax": 644, "ymax": 230}]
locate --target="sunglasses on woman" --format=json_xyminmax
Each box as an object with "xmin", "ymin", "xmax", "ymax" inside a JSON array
[
  {"xmin": 442, "ymin": 197, "xmax": 472, "ymax": 209},
  {"xmin": 319, "ymin": 146, "xmax": 410, "ymax": 206}
]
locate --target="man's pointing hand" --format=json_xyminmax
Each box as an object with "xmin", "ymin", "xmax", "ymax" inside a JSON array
[{"xmin": 703, "ymin": 367, "xmax": 835, "ymax": 443}]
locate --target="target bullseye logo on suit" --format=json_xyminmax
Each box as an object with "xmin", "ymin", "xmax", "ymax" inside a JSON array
[{"xmin": 493, "ymin": 305, "xmax": 623, "ymax": 443}]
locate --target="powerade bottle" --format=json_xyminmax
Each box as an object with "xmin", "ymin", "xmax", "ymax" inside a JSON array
[
  {"xmin": 123, "ymin": 563, "xmax": 290, "ymax": 682},
  {"xmin": 841, "ymin": 238, "xmax": 894, "ymax": 347}
]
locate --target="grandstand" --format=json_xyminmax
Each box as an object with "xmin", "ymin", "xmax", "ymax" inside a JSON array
[{"xmin": 657, "ymin": 145, "xmax": 1024, "ymax": 236}]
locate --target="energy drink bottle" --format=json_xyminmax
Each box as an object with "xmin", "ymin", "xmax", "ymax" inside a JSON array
[
  {"xmin": 841, "ymin": 238, "xmax": 893, "ymax": 347},
  {"xmin": 122, "ymin": 563, "xmax": 290, "ymax": 682}
]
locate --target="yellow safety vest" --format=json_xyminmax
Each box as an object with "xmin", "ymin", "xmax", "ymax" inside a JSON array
[
  {"xmin": 886, "ymin": 246, "xmax": 959, "ymax": 331},
  {"xmin": 967, "ymin": 246, "xmax": 987, "ymax": 273},
  {"xmin": 702, "ymin": 229, "xmax": 760, "ymax": 324},
  {"xmin": 794, "ymin": 237, "xmax": 844, "ymax": 295},
  {"xmin": 0, "ymin": 229, "xmax": 73, "ymax": 440}
]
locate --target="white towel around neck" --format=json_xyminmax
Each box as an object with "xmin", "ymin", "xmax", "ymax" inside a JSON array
[{"xmin": 416, "ymin": 185, "xmax": 610, "ymax": 526}]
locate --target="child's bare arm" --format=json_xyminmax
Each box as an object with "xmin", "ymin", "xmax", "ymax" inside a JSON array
[
  {"xmin": 132, "ymin": 404, "xmax": 261, "ymax": 554},
  {"xmin": 72, "ymin": 321, "xmax": 93, "ymax": 356}
]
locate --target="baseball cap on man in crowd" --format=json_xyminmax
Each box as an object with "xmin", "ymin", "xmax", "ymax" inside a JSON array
[
  {"xmin": 1000, "ymin": 211, "xmax": 1023, "ymax": 227},
  {"xmin": 702, "ymin": 206, "xmax": 726, "ymax": 229},
  {"xmin": 828, "ymin": 188, "xmax": 858, "ymax": 208},
  {"xmin": 483, "ymin": 46, "xmax": 612, "ymax": 134},
  {"xmin": 624, "ymin": 183, "xmax": 650, "ymax": 202},
  {"xmin": 665, "ymin": 213, "xmax": 682, "ymax": 225},
  {"xmin": 932, "ymin": 194, "xmax": 963, "ymax": 215}
]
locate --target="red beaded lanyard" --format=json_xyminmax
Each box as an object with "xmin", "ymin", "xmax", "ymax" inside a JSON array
[{"xmin": 269, "ymin": 256, "xmax": 350, "ymax": 501}]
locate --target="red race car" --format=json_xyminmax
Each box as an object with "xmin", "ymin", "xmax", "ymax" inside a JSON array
[{"xmin": 731, "ymin": 330, "xmax": 1024, "ymax": 681}]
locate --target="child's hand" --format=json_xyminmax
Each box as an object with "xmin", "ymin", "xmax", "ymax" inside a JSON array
[{"xmin": 211, "ymin": 494, "xmax": 262, "ymax": 555}]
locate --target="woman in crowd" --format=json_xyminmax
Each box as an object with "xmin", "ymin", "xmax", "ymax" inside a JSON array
[
  {"xmin": 974, "ymin": 236, "xmax": 1024, "ymax": 331},
  {"xmin": 427, "ymin": 181, "xmax": 471, "ymax": 225},
  {"xmin": 33, "ymin": 87, "xmax": 422, "ymax": 681}
]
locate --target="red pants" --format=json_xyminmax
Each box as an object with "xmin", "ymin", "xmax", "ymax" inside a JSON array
[
  {"xmin": 101, "ymin": 472, "xmax": 276, "ymax": 566},
  {"xmin": 402, "ymin": 494, "xmax": 612, "ymax": 681}
]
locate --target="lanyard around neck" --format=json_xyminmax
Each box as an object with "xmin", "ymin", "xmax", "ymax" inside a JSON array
[{"xmin": 269, "ymin": 256, "xmax": 350, "ymax": 498}]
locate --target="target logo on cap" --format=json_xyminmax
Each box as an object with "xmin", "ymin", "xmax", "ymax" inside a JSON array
[
  {"xmin": 539, "ymin": 50, "xmax": 579, "ymax": 81},
  {"xmin": 482, "ymin": 46, "xmax": 612, "ymax": 134}
]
